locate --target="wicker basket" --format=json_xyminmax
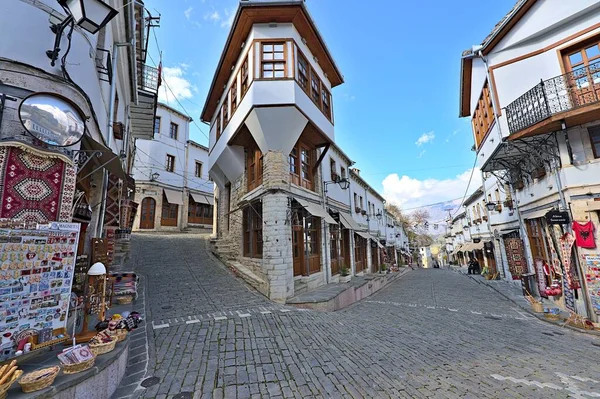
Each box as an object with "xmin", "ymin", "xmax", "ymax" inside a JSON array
[
  {"xmin": 89, "ymin": 339, "xmax": 117, "ymax": 356},
  {"xmin": 0, "ymin": 370, "xmax": 22, "ymax": 399},
  {"xmin": 115, "ymin": 329, "xmax": 128, "ymax": 343},
  {"xmin": 531, "ymin": 302, "xmax": 544, "ymax": 313},
  {"xmin": 116, "ymin": 296, "xmax": 133, "ymax": 305},
  {"xmin": 61, "ymin": 355, "xmax": 96, "ymax": 375},
  {"xmin": 18, "ymin": 366, "xmax": 59, "ymax": 393},
  {"xmin": 544, "ymin": 313, "xmax": 562, "ymax": 321}
]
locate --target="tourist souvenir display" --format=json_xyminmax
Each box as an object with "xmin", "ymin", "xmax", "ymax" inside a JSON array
[{"xmin": 0, "ymin": 222, "xmax": 80, "ymax": 361}]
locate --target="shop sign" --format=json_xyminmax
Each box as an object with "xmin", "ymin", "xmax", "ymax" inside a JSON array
[{"xmin": 545, "ymin": 210, "xmax": 570, "ymax": 225}]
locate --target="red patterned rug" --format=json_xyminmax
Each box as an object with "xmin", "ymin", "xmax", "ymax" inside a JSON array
[{"xmin": 0, "ymin": 145, "xmax": 76, "ymax": 223}]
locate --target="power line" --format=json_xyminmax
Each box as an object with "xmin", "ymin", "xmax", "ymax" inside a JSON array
[
  {"xmin": 451, "ymin": 154, "xmax": 479, "ymax": 218},
  {"xmin": 360, "ymin": 164, "xmax": 473, "ymax": 176}
]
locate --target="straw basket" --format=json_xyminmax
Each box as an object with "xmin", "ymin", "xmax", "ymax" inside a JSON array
[
  {"xmin": 89, "ymin": 339, "xmax": 117, "ymax": 356},
  {"xmin": 61, "ymin": 355, "xmax": 96, "ymax": 375},
  {"xmin": 115, "ymin": 329, "xmax": 128, "ymax": 343},
  {"xmin": 531, "ymin": 302, "xmax": 544, "ymax": 313},
  {"xmin": 544, "ymin": 313, "xmax": 561, "ymax": 321},
  {"xmin": 0, "ymin": 370, "xmax": 22, "ymax": 399},
  {"xmin": 18, "ymin": 366, "xmax": 59, "ymax": 393},
  {"xmin": 116, "ymin": 296, "xmax": 133, "ymax": 305}
]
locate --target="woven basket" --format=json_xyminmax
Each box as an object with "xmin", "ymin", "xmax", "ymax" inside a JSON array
[
  {"xmin": 531, "ymin": 302, "xmax": 544, "ymax": 313},
  {"xmin": 61, "ymin": 355, "xmax": 96, "ymax": 375},
  {"xmin": 19, "ymin": 366, "xmax": 59, "ymax": 393},
  {"xmin": 89, "ymin": 338, "xmax": 116, "ymax": 356},
  {"xmin": 115, "ymin": 329, "xmax": 128, "ymax": 343},
  {"xmin": 116, "ymin": 296, "xmax": 133, "ymax": 305},
  {"xmin": 544, "ymin": 313, "xmax": 561, "ymax": 321},
  {"xmin": 0, "ymin": 370, "xmax": 22, "ymax": 399}
]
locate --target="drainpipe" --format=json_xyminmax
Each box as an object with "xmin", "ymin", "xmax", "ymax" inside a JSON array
[
  {"xmin": 347, "ymin": 173, "xmax": 356, "ymax": 276},
  {"xmin": 473, "ymin": 49, "xmax": 537, "ymax": 284},
  {"xmin": 320, "ymin": 160, "xmax": 330, "ymax": 284},
  {"xmin": 96, "ymin": 42, "xmax": 133, "ymax": 238}
]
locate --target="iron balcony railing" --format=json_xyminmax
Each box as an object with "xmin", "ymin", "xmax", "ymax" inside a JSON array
[
  {"xmin": 138, "ymin": 62, "xmax": 159, "ymax": 93},
  {"xmin": 505, "ymin": 60, "xmax": 600, "ymax": 134}
]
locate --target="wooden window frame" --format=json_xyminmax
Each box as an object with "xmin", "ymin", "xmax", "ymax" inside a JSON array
[
  {"xmin": 222, "ymin": 95, "xmax": 229, "ymax": 127},
  {"xmin": 472, "ymin": 81, "xmax": 494, "ymax": 149},
  {"xmin": 243, "ymin": 201, "xmax": 263, "ymax": 259},
  {"xmin": 296, "ymin": 46, "xmax": 333, "ymax": 122},
  {"xmin": 340, "ymin": 167, "xmax": 346, "ymax": 180},
  {"xmin": 260, "ymin": 42, "xmax": 287, "ymax": 79},
  {"xmin": 588, "ymin": 125, "xmax": 600, "ymax": 158},
  {"xmin": 247, "ymin": 146, "xmax": 263, "ymax": 191},
  {"xmin": 231, "ymin": 82, "xmax": 238, "ymax": 115},
  {"xmin": 161, "ymin": 194, "xmax": 178, "ymax": 226},
  {"xmin": 241, "ymin": 56, "xmax": 249, "ymax": 98},
  {"xmin": 321, "ymin": 87, "xmax": 332, "ymax": 120},
  {"xmin": 195, "ymin": 161, "xmax": 203, "ymax": 178},
  {"xmin": 216, "ymin": 112, "xmax": 222, "ymax": 140},
  {"xmin": 525, "ymin": 218, "xmax": 550, "ymax": 262},
  {"xmin": 330, "ymin": 158, "xmax": 337, "ymax": 180},
  {"xmin": 310, "ymin": 68, "xmax": 321, "ymax": 106},
  {"xmin": 289, "ymin": 139, "xmax": 315, "ymax": 191},
  {"xmin": 169, "ymin": 122, "xmax": 178, "ymax": 140},
  {"xmin": 296, "ymin": 51, "xmax": 309, "ymax": 91},
  {"xmin": 165, "ymin": 154, "xmax": 175, "ymax": 172}
]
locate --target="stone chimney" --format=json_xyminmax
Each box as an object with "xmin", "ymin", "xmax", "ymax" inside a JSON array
[{"xmin": 351, "ymin": 168, "xmax": 360, "ymax": 176}]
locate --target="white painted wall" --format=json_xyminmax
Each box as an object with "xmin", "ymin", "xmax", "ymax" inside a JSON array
[
  {"xmin": 133, "ymin": 104, "xmax": 190, "ymax": 188},
  {"xmin": 187, "ymin": 143, "xmax": 213, "ymax": 195},
  {"xmin": 0, "ymin": 0, "xmax": 134, "ymax": 157}
]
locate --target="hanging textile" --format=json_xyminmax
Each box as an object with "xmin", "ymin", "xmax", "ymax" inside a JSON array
[
  {"xmin": 559, "ymin": 232, "xmax": 580, "ymax": 290},
  {"xmin": 104, "ymin": 174, "xmax": 121, "ymax": 227},
  {"xmin": 504, "ymin": 238, "xmax": 527, "ymax": 277},
  {"xmin": 0, "ymin": 146, "xmax": 76, "ymax": 223},
  {"xmin": 572, "ymin": 221, "xmax": 596, "ymax": 249}
]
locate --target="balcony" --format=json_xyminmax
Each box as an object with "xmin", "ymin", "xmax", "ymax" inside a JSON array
[
  {"xmin": 130, "ymin": 63, "xmax": 160, "ymax": 140},
  {"xmin": 506, "ymin": 61, "xmax": 600, "ymax": 138}
]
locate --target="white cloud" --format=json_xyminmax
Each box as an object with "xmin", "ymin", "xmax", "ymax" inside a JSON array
[
  {"xmin": 184, "ymin": 7, "xmax": 193, "ymax": 20},
  {"xmin": 381, "ymin": 167, "xmax": 482, "ymax": 213},
  {"xmin": 158, "ymin": 65, "xmax": 196, "ymax": 104},
  {"xmin": 415, "ymin": 131, "xmax": 435, "ymax": 146},
  {"xmin": 205, "ymin": 10, "xmax": 221, "ymax": 22},
  {"xmin": 417, "ymin": 150, "xmax": 426, "ymax": 158},
  {"xmin": 221, "ymin": 7, "xmax": 235, "ymax": 28}
]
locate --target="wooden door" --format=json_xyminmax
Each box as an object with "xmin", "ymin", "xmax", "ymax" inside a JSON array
[
  {"xmin": 371, "ymin": 243, "xmax": 379, "ymax": 273},
  {"xmin": 292, "ymin": 226, "xmax": 304, "ymax": 276},
  {"xmin": 563, "ymin": 43, "xmax": 600, "ymax": 107},
  {"xmin": 140, "ymin": 197, "xmax": 155, "ymax": 229}
]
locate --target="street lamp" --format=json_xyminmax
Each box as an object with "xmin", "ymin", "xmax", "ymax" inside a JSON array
[
  {"xmin": 48, "ymin": 0, "xmax": 119, "ymax": 65},
  {"xmin": 375, "ymin": 210, "xmax": 382, "ymax": 221},
  {"xmin": 323, "ymin": 177, "xmax": 350, "ymax": 193},
  {"xmin": 150, "ymin": 172, "xmax": 160, "ymax": 181},
  {"xmin": 485, "ymin": 201, "xmax": 497, "ymax": 211}
]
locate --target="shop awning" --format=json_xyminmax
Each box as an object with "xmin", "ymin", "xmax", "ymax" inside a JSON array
[
  {"xmin": 356, "ymin": 231, "xmax": 371, "ymax": 239},
  {"xmin": 339, "ymin": 211, "xmax": 364, "ymax": 231},
  {"xmin": 372, "ymin": 237, "xmax": 385, "ymax": 249},
  {"xmin": 190, "ymin": 192, "xmax": 213, "ymax": 205},
  {"xmin": 81, "ymin": 135, "xmax": 126, "ymax": 181},
  {"xmin": 164, "ymin": 188, "xmax": 184, "ymax": 205},
  {"xmin": 523, "ymin": 207, "xmax": 553, "ymax": 220},
  {"xmin": 461, "ymin": 243, "xmax": 473, "ymax": 252},
  {"xmin": 295, "ymin": 197, "xmax": 337, "ymax": 225},
  {"xmin": 472, "ymin": 241, "xmax": 484, "ymax": 250}
]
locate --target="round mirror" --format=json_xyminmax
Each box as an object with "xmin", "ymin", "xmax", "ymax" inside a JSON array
[{"xmin": 19, "ymin": 93, "xmax": 85, "ymax": 147}]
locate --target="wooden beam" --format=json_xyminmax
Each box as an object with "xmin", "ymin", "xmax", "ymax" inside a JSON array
[{"xmin": 313, "ymin": 143, "xmax": 330, "ymax": 175}]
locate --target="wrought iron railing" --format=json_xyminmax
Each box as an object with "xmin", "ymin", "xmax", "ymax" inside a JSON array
[
  {"xmin": 138, "ymin": 62, "xmax": 159, "ymax": 93},
  {"xmin": 505, "ymin": 60, "xmax": 600, "ymax": 134}
]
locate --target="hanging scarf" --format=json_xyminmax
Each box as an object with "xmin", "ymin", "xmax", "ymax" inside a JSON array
[{"xmin": 560, "ymin": 232, "xmax": 580, "ymax": 289}]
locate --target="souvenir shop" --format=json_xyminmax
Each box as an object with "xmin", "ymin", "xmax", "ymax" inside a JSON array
[{"xmin": 0, "ymin": 92, "xmax": 140, "ymax": 394}]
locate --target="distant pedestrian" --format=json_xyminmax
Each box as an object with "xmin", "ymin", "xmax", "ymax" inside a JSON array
[{"xmin": 467, "ymin": 257, "xmax": 480, "ymax": 274}]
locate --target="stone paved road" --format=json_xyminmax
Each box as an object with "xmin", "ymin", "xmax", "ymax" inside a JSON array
[{"xmin": 116, "ymin": 233, "xmax": 600, "ymax": 399}]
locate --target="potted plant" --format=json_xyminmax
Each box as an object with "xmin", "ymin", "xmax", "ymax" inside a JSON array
[
  {"xmin": 355, "ymin": 206, "xmax": 361, "ymax": 214},
  {"xmin": 381, "ymin": 264, "xmax": 388, "ymax": 274},
  {"xmin": 503, "ymin": 199, "xmax": 514, "ymax": 209},
  {"xmin": 361, "ymin": 209, "xmax": 367, "ymax": 216},
  {"xmin": 532, "ymin": 167, "xmax": 546, "ymax": 179},
  {"xmin": 339, "ymin": 267, "xmax": 351, "ymax": 283},
  {"xmin": 482, "ymin": 215, "xmax": 488, "ymax": 222},
  {"xmin": 495, "ymin": 203, "xmax": 503, "ymax": 212},
  {"xmin": 514, "ymin": 180, "xmax": 525, "ymax": 190},
  {"xmin": 332, "ymin": 172, "xmax": 339, "ymax": 181}
]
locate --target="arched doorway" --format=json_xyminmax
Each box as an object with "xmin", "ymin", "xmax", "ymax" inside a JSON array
[{"xmin": 140, "ymin": 197, "xmax": 156, "ymax": 229}]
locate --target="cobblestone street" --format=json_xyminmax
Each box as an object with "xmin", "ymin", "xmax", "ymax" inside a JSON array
[{"xmin": 119, "ymin": 233, "xmax": 600, "ymax": 399}]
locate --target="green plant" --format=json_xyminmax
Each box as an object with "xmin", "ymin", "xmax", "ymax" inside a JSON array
[
  {"xmin": 381, "ymin": 263, "xmax": 388, "ymax": 272},
  {"xmin": 340, "ymin": 267, "xmax": 350, "ymax": 277}
]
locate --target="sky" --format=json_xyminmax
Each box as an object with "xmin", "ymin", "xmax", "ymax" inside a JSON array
[{"xmin": 143, "ymin": 0, "xmax": 517, "ymax": 224}]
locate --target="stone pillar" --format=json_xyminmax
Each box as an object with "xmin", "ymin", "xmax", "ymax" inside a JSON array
[
  {"xmin": 349, "ymin": 231, "xmax": 356, "ymax": 276},
  {"xmin": 261, "ymin": 192, "xmax": 293, "ymax": 302},
  {"xmin": 366, "ymin": 241, "xmax": 372, "ymax": 273}
]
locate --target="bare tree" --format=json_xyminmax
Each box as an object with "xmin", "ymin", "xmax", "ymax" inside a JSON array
[{"xmin": 385, "ymin": 204, "xmax": 433, "ymax": 249}]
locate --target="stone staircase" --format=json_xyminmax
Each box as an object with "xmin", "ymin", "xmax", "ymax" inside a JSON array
[{"xmin": 294, "ymin": 279, "xmax": 309, "ymax": 296}]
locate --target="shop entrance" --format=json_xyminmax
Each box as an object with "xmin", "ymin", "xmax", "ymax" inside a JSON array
[
  {"xmin": 140, "ymin": 197, "xmax": 156, "ymax": 229},
  {"xmin": 371, "ymin": 241, "xmax": 379, "ymax": 273}
]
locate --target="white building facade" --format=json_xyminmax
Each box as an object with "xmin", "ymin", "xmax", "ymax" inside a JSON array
[
  {"xmin": 132, "ymin": 103, "xmax": 213, "ymax": 231},
  {"xmin": 459, "ymin": 0, "xmax": 600, "ymax": 320}
]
